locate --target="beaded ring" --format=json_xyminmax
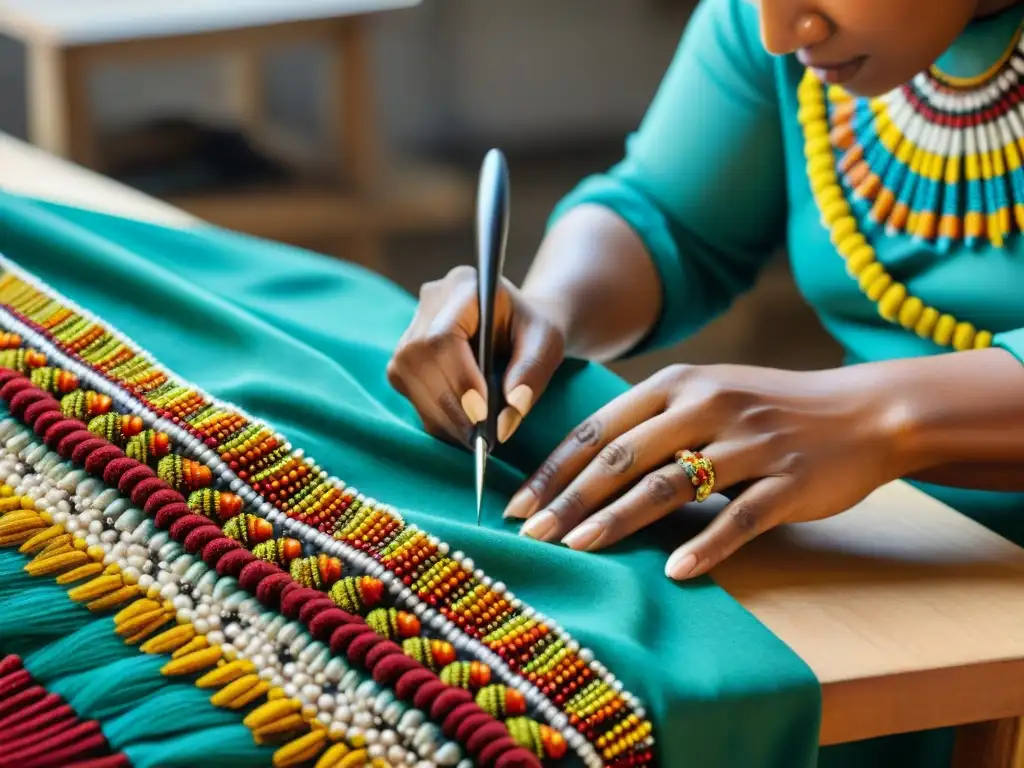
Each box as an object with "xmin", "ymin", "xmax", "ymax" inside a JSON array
[{"xmin": 674, "ymin": 450, "xmax": 715, "ymax": 503}]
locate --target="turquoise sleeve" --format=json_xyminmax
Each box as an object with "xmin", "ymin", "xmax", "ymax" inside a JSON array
[
  {"xmin": 548, "ymin": 0, "xmax": 787, "ymax": 354},
  {"xmin": 994, "ymin": 328, "xmax": 1024, "ymax": 364}
]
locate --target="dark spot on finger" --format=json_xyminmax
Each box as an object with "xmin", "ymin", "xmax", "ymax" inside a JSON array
[
  {"xmin": 574, "ymin": 419, "xmax": 602, "ymax": 447},
  {"xmin": 729, "ymin": 506, "xmax": 760, "ymax": 534},
  {"xmin": 550, "ymin": 489, "xmax": 587, "ymax": 519},
  {"xmin": 598, "ymin": 442, "xmax": 634, "ymax": 474},
  {"xmin": 644, "ymin": 470, "xmax": 683, "ymax": 504},
  {"xmin": 527, "ymin": 460, "xmax": 559, "ymax": 497}
]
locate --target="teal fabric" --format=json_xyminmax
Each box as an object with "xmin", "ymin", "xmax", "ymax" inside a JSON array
[
  {"xmin": 551, "ymin": 0, "xmax": 1024, "ymax": 545},
  {"xmin": 550, "ymin": 0, "xmax": 1024, "ymax": 765},
  {"xmin": 0, "ymin": 190, "xmax": 820, "ymax": 767}
]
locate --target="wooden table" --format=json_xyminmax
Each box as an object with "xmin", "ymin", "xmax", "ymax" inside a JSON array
[
  {"xmin": 0, "ymin": 0, "xmax": 473, "ymax": 270},
  {"xmin": 2, "ymin": 132, "xmax": 1024, "ymax": 766}
]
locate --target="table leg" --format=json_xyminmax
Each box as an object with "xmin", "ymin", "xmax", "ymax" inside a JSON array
[
  {"xmin": 27, "ymin": 43, "xmax": 97, "ymax": 168},
  {"xmin": 329, "ymin": 16, "xmax": 384, "ymax": 273},
  {"xmin": 952, "ymin": 718, "xmax": 1024, "ymax": 768}
]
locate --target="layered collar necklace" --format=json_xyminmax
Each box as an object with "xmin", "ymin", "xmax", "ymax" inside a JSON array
[{"xmin": 798, "ymin": 9, "xmax": 1024, "ymax": 350}]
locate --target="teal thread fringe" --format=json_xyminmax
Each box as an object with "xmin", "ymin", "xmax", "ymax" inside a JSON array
[
  {"xmin": 105, "ymin": 685, "xmax": 243, "ymax": 749},
  {"xmin": 0, "ymin": 584, "xmax": 92, "ymax": 655},
  {"xmin": 126, "ymin": 724, "xmax": 275, "ymax": 768},
  {"xmin": 24, "ymin": 616, "xmax": 135, "ymax": 683}
]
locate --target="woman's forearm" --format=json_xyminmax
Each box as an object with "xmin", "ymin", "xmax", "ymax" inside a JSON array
[
  {"xmin": 520, "ymin": 205, "xmax": 663, "ymax": 362},
  {"xmin": 865, "ymin": 348, "xmax": 1024, "ymax": 479}
]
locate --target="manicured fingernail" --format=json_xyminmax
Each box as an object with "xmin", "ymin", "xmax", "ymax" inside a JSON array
[
  {"xmin": 505, "ymin": 384, "xmax": 534, "ymax": 416},
  {"xmin": 520, "ymin": 510, "xmax": 556, "ymax": 540},
  {"xmin": 562, "ymin": 521, "xmax": 604, "ymax": 551},
  {"xmin": 665, "ymin": 552, "xmax": 697, "ymax": 580},
  {"xmin": 503, "ymin": 488, "xmax": 536, "ymax": 520},
  {"xmin": 497, "ymin": 408, "xmax": 522, "ymax": 443},
  {"xmin": 461, "ymin": 390, "xmax": 487, "ymax": 424}
]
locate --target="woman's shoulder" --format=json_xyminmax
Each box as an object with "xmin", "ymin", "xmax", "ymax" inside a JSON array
[{"xmin": 683, "ymin": 0, "xmax": 787, "ymax": 103}]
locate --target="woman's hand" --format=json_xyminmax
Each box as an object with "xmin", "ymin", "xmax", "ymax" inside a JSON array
[
  {"xmin": 388, "ymin": 266, "xmax": 567, "ymax": 447},
  {"xmin": 507, "ymin": 362, "xmax": 919, "ymax": 580}
]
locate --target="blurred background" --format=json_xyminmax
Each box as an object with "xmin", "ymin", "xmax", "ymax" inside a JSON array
[{"xmin": 0, "ymin": 0, "xmax": 840, "ymax": 382}]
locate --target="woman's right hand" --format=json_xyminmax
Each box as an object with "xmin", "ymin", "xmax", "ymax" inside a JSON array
[{"xmin": 387, "ymin": 265, "xmax": 567, "ymax": 447}]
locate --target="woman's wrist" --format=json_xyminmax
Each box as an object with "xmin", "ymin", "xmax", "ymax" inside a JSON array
[{"xmin": 856, "ymin": 348, "xmax": 1024, "ymax": 475}]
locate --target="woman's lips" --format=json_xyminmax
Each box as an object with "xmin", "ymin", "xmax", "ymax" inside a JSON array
[{"xmin": 796, "ymin": 51, "xmax": 867, "ymax": 85}]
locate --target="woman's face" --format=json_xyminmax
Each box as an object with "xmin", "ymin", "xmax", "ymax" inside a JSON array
[{"xmin": 756, "ymin": 0, "xmax": 1009, "ymax": 96}]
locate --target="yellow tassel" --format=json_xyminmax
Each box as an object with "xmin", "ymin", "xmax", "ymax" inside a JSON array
[
  {"xmin": 244, "ymin": 698, "xmax": 302, "ymax": 729},
  {"xmin": 114, "ymin": 598, "xmax": 160, "ymax": 626},
  {"xmin": 40, "ymin": 533, "xmax": 75, "ymax": 554},
  {"xmin": 172, "ymin": 635, "xmax": 209, "ymax": 659},
  {"xmin": 210, "ymin": 674, "xmax": 268, "ymax": 709},
  {"xmin": 266, "ymin": 687, "xmax": 288, "ymax": 701},
  {"xmin": 273, "ymin": 730, "xmax": 329, "ymax": 767},
  {"xmin": 86, "ymin": 585, "xmax": 139, "ymax": 612},
  {"xmin": 18, "ymin": 525, "xmax": 65, "ymax": 553},
  {"xmin": 162, "ymin": 646, "xmax": 223, "ymax": 676},
  {"xmin": 196, "ymin": 659, "xmax": 255, "ymax": 689},
  {"xmin": 253, "ymin": 713, "xmax": 307, "ymax": 741},
  {"xmin": 69, "ymin": 574, "xmax": 123, "ymax": 602},
  {"xmin": 25, "ymin": 549, "xmax": 89, "ymax": 576},
  {"xmin": 56, "ymin": 562, "xmax": 105, "ymax": 585},
  {"xmin": 0, "ymin": 496, "xmax": 28, "ymax": 512},
  {"xmin": 140, "ymin": 624, "xmax": 196, "ymax": 655},
  {"xmin": 313, "ymin": 743, "xmax": 351, "ymax": 768},
  {"xmin": 0, "ymin": 519, "xmax": 46, "ymax": 541},
  {"xmin": 119, "ymin": 611, "xmax": 173, "ymax": 643},
  {"xmin": 319, "ymin": 746, "xmax": 367, "ymax": 768},
  {"xmin": 37, "ymin": 542, "xmax": 74, "ymax": 560}
]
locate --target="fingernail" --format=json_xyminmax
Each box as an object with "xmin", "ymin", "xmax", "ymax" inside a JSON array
[
  {"xmin": 497, "ymin": 408, "xmax": 522, "ymax": 443},
  {"xmin": 461, "ymin": 390, "xmax": 487, "ymax": 424},
  {"xmin": 562, "ymin": 521, "xmax": 604, "ymax": 551},
  {"xmin": 503, "ymin": 488, "xmax": 536, "ymax": 520},
  {"xmin": 520, "ymin": 510, "xmax": 556, "ymax": 540},
  {"xmin": 505, "ymin": 384, "xmax": 534, "ymax": 416},
  {"xmin": 665, "ymin": 552, "xmax": 697, "ymax": 580}
]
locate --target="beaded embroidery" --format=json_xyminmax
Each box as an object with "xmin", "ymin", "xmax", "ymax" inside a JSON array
[
  {"xmin": 0, "ymin": 255, "xmax": 655, "ymax": 768},
  {"xmin": 796, "ymin": 26, "xmax": 1024, "ymax": 350}
]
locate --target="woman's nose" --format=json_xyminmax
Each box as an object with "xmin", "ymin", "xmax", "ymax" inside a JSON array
[{"xmin": 758, "ymin": 0, "xmax": 833, "ymax": 55}]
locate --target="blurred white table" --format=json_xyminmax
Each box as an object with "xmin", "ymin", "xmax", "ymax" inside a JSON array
[{"xmin": 0, "ymin": 0, "xmax": 471, "ymax": 270}]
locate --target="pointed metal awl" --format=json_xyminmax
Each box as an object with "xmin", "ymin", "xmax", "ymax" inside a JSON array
[{"xmin": 473, "ymin": 148, "xmax": 510, "ymax": 526}]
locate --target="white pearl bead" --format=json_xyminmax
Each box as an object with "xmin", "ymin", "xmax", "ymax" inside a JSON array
[
  {"xmin": 193, "ymin": 618, "xmax": 209, "ymax": 634},
  {"xmin": 207, "ymin": 630, "xmax": 225, "ymax": 646}
]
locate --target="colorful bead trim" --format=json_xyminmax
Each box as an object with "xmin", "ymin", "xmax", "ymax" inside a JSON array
[
  {"xmin": 798, "ymin": 70, "xmax": 996, "ymax": 351},
  {"xmin": 0, "ymin": 256, "xmax": 655, "ymax": 768},
  {"xmin": 0, "ymin": 655, "xmax": 126, "ymax": 768},
  {"xmin": 0, "ymin": 377, "xmax": 546, "ymax": 768}
]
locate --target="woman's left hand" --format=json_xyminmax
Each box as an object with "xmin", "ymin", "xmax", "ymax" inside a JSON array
[{"xmin": 505, "ymin": 362, "xmax": 919, "ymax": 580}]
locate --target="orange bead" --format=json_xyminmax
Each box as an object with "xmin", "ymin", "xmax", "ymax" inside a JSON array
[
  {"xmin": 395, "ymin": 611, "xmax": 421, "ymax": 638},
  {"xmin": 470, "ymin": 661, "xmax": 491, "ymax": 688},
  {"xmin": 281, "ymin": 538, "xmax": 303, "ymax": 561},
  {"xmin": 318, "ymin": 554, "xmax": 343, "ymax": 586},
  {"xmin": 25, "ymin": 350, "xmax": 46, "ymax": 368},
  {"xmin": 504, "ymin": 687, "xmax": 527, "ymax": 716},
  {"xmin": 250, "ymin": 517, "xmax": 274, "ymax": 543},
  {"xmin": 88, "ymin": 392, "xmax": 112, "ymax": 415},
  {"xmin": 218, "ymin": 492, "xmax": 243, "ymax": 519},
  {"xmin": 541, "ymin": 725, "xmax": 568, "ymax": 760},
  {"xmin": 430, "ymin": 640, "xmax": 457, "ymax": 667}
]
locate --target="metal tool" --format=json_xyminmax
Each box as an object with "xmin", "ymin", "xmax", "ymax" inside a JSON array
[{"xmin": 473, "ymin": 148, "xmax": 510, "ymax": 526}]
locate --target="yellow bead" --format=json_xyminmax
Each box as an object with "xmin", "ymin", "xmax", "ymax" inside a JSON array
[
  {"xmin": 877, "ymin": 283, "xmax": 906, "ymax": 320},
  {"xmin": 974, "ymin": 330, "xmax": 994, "ymax": 349},
  {"xmin": 830, "ymin": 216, "xmax": 857, "ymax": 245},
  {"xmin": 915, "ymin": 307, "xmax": 940, "ymax": 338},
  {"xmin": 952, "ymin": 322, "xmax": 977, "ymax": 351},
  {"xmin": 897, "ymin": 297, "xmax": 924, "ymax": 329},
  {"xmin": 857, "ymin": 262, "xmax": 885, "ymax": 291},
  {"xmin": 865, "ymin": 272, "xmax": 893, "ymax": 301},
  {"xmin": 933, "ymin": 314, "xmax": 957, "ymax": 347},
  {"xmin": 845, "ymin": 246, "xmax": 875, "ymax": 276}
]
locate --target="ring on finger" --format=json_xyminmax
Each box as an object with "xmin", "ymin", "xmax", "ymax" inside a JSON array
[{"xmin": 675, "ymin": 449, "xmax": 716, "ymax": 502}]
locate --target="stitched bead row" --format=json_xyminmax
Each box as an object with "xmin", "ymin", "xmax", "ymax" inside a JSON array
[{"xmin": 0, "ymin": 256, "xmax": 655, "ymax": 768}]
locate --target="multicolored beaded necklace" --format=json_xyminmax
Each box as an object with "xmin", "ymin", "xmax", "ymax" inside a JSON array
[
  {"xmin": 0, "ymin": 254, "xmax": 655, "ymax": 768},
  {"xmin": 798, "ymin": 15, "xmax": 1024, "ymax": 351}
]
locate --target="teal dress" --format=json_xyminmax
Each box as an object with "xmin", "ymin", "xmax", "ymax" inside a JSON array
[{"xmin": 0, "ymin": 2, "xmax": 1020, "ymax": 767}]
